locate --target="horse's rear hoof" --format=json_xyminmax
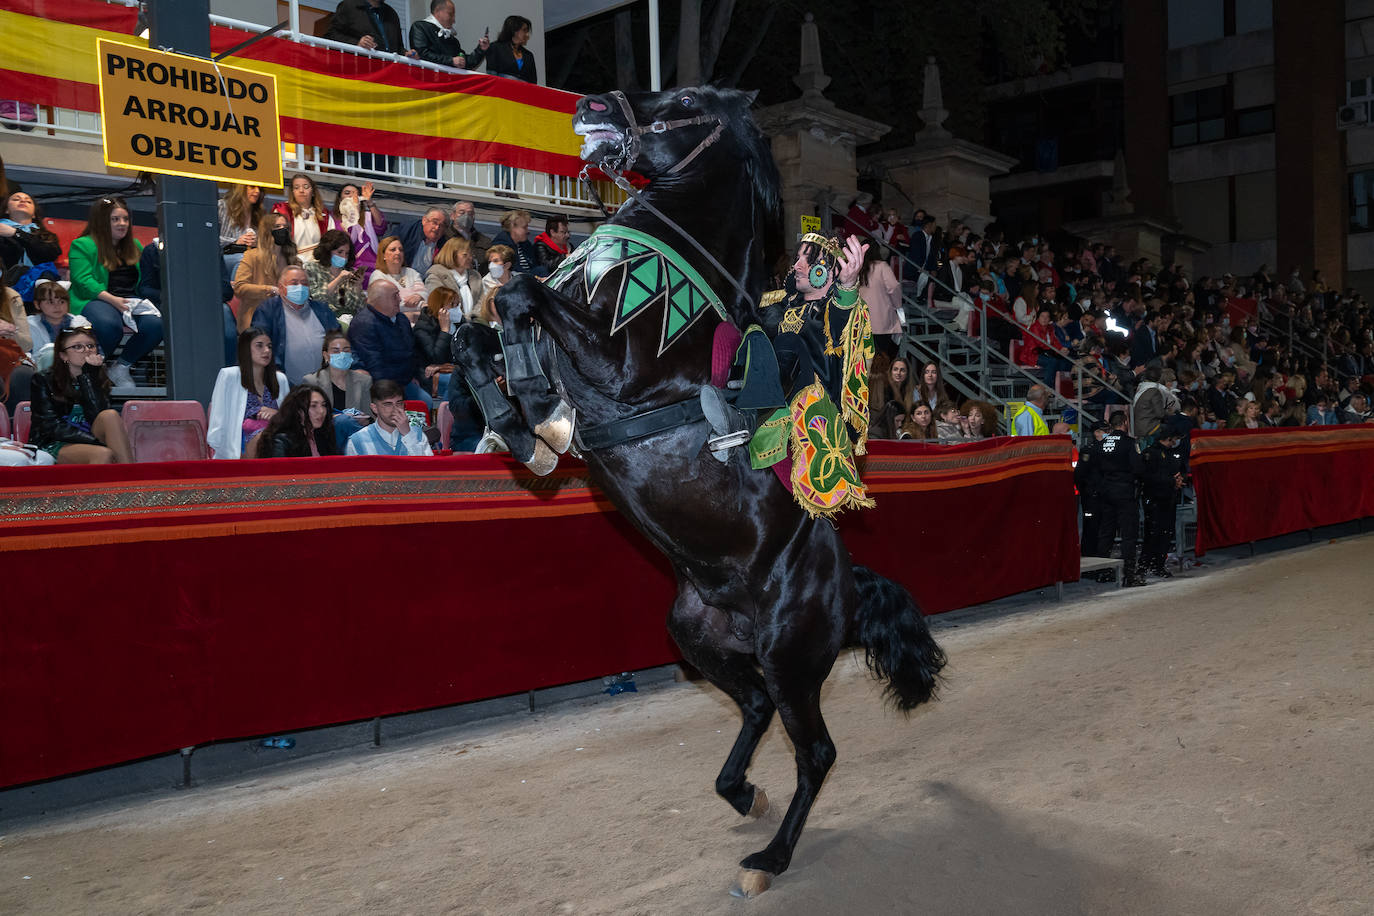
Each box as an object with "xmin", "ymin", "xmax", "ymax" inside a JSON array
[
  {"xmin": 747, "ymin": 787, "xmax": 769, "ymax": 818},
  {"xmin": 730, "ymin": 869, "xmax": 773, "ymax": 898},
  {"xmin": 524, "ymin": 439, "xmax": 559, "ymax": 476},
  {"xmin": 534, "ymin": 400, "xmax": 576, "ymax": 454}
]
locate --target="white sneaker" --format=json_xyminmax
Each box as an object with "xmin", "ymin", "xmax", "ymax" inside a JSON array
[{"xmin": 106, "ymin": 361, "xmax": 135, "ymax": 390}]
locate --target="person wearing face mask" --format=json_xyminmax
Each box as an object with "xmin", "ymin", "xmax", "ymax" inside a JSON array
[
  {"xmin": 251, "ymin": 265, "xmax": 341, "ymax": 385},
  {"xmin": 446, "ymin": 200, "xmax": 491, "ymax": 269},
  {"xmin": 304, "ymin": 229, "xmax": 366, "ymax": 318},
  {"xmin": 234, "ymin": 210, "xmax": 299, "ymax": 330},
  {"xmin": 490, "ymin": 209, "xmax": 546, "ymax": 277},
  {"xmin": 331, "ymin": 182, "xmax": 386, "ymax": 282},
  {"xmin": 472, "ymin": 245, "xmax": 514, "ymax": 326},
  {"xmin": 305, "ymin": 330, "xmax": 373, "ymax": 450}
]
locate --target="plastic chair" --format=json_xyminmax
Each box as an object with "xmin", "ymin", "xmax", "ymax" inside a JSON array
[
  {"xmin": 121, "ymin": 400, "xmax": 210, "ymax": 462},
  {"xmin": 437, "ymin": 401, "xmax": 453, "ymax": 448},
  {"xmin": 0, "ymin": 403, "xmax": 9, "ymax": 440},
  {"xmin": 14, "ymin": 401, "xmax": 31, "ymax": 444}
]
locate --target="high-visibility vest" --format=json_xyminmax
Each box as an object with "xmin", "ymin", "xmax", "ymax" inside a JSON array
[{"xmin": 1010, "ymin": 403, "xmax": 1048, "ymax": 436}]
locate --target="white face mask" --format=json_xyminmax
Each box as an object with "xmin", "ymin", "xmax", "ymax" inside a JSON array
[{"xmin": 488, "ymin": 263, "xmax": 506, "ymax": 279}]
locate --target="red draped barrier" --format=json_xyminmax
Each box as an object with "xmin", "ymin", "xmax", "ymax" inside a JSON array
[
  {"xmin": 1190, "ymin": 426, "xmax": 1374, "ymax": 555},
  {"xmin": 0, "ymin": 438, "xmax": 1076, "ymax": 787}
]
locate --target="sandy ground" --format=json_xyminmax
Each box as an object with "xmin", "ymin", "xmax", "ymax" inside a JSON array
[{"xmin": 4, "ymin": 537, "xmax": 1374, "ymax": 916}]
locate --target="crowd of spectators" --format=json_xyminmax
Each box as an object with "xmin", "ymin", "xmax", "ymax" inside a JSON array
[{"xmin": 0, "ymin": 145, "xmax": 573, "ymax": 463}]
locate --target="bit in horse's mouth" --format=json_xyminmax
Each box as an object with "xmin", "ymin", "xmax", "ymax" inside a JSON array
[{"xmin": 574, "ymin": 121, "xmax": 623, "ymax": 159}]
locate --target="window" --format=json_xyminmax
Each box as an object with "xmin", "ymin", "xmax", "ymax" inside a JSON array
[
  {"xmin": 1168, "ymin": 0, "xmax": 1224, "ymax": 49},
  {"xmin": 1349, "ymin": 78, "xmax": 1374, "ymax": 105},
  {"xmin": 1351, "ymin": 171, "xmax": 1374, "ymax": 234},
  {"xmin": 1235, "ymin": 105, "xmax": 1274, "ymax": 137},
  {"xmin": 1172, "ymin": 87, "xmax": 1227, "ymax": 147}
]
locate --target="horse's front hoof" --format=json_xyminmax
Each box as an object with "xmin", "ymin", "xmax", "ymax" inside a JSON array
[
  {"xmin": 747, "ymin": 787, "xmax": 769, "ymax": 818},
  {"xmin": 524, "ymin": 438, "xmax": 559, "ymax": 476},
  {"xmin": 534, "ymin": 400, "xmax": 576, "ymax": 454},
  {"xmin": 730, "ymin": 869, "xmax": 773, "ymax": 898}
]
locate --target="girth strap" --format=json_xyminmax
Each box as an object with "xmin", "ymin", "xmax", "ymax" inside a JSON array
[{"xmin": 575, "ymin": 396, "xmax": 705, "ymax": 451}]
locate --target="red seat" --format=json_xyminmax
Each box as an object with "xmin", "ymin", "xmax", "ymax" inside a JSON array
[
  {"xmin": 437, "ymin": 401, "xmax": 453, "ymax": 448},
  {"xmin": 121, "ymin": 400, "xmax": 209, "ymax": 462},
  {"xmin": 14, "ymin": 401, "xmax": 31, "ymax": 444},
  {"xmin": 1056, "ymin": 371, "xmax": 1076, "ymax": 398},
  {"xmin": 0, "ymin": 403, "xmax": 9, "ymax": 440}
]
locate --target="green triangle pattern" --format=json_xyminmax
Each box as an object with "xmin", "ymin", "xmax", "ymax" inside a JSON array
[{"xmin": 622, "ymin": 257, "xmax": 661, "ymax": 319}]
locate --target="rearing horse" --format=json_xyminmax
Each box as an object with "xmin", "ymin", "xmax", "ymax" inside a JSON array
[{"xmin": 454, "ymin": 86, "xmax": 946, "ymax": 897}]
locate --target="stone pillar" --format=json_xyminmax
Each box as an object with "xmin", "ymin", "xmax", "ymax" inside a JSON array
[
  {"xmin": 754, "ymin": 14, "xmax": 890, "ymax": 244},
  {"xmin": 859, "ymin": 58, "xmax": 1016, "ymax": 231},
  {"xmin": 1274, "ymin": 0, "xmax": 1345, "ymax": 284}
]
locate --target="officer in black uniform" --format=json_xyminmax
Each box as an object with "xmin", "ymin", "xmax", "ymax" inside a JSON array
[
  {"xmin": 1075, "ymin": 421, "xmax": 1108, "ymax": 558},
  {"xmin": 1140, "ymin": 429, "xmax": 1186, "ymax": 578},
  {"xmin": 1094, "ymin": 411, "xmax": 1146, "ymax": 586}
]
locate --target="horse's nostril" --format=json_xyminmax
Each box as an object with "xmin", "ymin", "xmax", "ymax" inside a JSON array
[{"xmin": 587, "ymin": 99, "xmax": 608, "ymax": 112}]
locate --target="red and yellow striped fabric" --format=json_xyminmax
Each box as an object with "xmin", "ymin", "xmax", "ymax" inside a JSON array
[{"xmin": 0, "ymin": 0, "xmax": 587, "ymax": 176}]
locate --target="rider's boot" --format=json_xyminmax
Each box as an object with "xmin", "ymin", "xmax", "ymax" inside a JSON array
[{"xmin": 701, "ymin": 386, "xmax": 753, "ymax": 463}]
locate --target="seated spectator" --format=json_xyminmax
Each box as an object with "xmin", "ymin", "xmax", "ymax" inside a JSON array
[
  {"xmin": 913, "ymin": 361, "xmax": 950, "ymax": 413},
  {"xmin": 448, "ymin": 200, "xmax": 491, "ymax": 270},
  {"xmin": 233, "ymin": 209, "xmax": 299, "ymax": 330},
  {"xmin": 368, "ymin": 234, "xmax": 427, "ymax": 318},
  {"xmin": 1227, "ymin": 398, "xmax": 1262, "ymax": 429},
  {"xmin": 207, "ymin": 328, "xmax": 290, "ymax": 460},
  {"xmin": 859, "ymin": 242, "xmax": 902, "ymax": 357},
  {"xmin": 398, "ymin": 207, "xmax": 448, "ymax": 275},
  {"xmin": 25, "ymin": 279, "xmax": 78, "ymax": 365},
  {"xmin": 261, "ymin": 384, "xmax": 339, "ymax": 457},
  {"xmin": 68, "ymin": 195, "xmax": 163, "ymax": 391},
  {"xmin": 304, "ymin": 330, "xmax": 373, "ymax": 449},
  {"xmin": 0, "ymin": 188, "xmax": 62, "ymax": 278},
  {"xmin": 1306, "ymin": 394, "xmax": 1342, "ymax": 426},
  {"xmin": 138, "ymin": 236, "xmax": 238, "ymax": 368},
  {"xmin": 325, "ymin": 0, "xmax": 406, "ymax": 55},
  {"xmin": 473, "ymin": 244, "xmax": 515, "ymax": 327},
  {"xmin": 251, "ymin": 265, "xmax": 341, "ymax": 385},
  {"xmin": 491, "ymin": 209, "xmax": 545, "ymax": 277},
  {"xmin": 345, "ymin": 378, "xmax": 434, "ymax": 456},
  {"xmin": 1011, "ymin": 280, "xmax": 1037, "ymax": 327},
  {"xmin": 533, "ymin": 216, "xmax": 572, "ymax": 274},
  {"xmin": 2, "ymin": 276, "xmax": 30, "ymax": 356},
  {"xmin": 960, "ymin": 399, "xmax": 999, "ymax": 439},
  {"xmin": 424, "ymin": 237, "xmax": 482, "ymax": 318},
  {"xmin": 1342, "ymin": 391, "xmax": 1371, "ymax": 424},
  {"xmin": 272, "ymin": 174, "xmax": 332, "ymax": 262},
  {"xmin": 348, "ymin": 282, "xmax": 430, "ymax": 408},
  {"xmin": 1020, "ymin": 307, "xmax": 1075, "ymax": 389},
  {"xmin": 899, "ymin": 403, "xmax": 937, "ymax": 440},
  {"xmin": 410, "ymin": 0, "xmax": 489, "ymax": 69},
  {"xmin": 486, "ymin": 15, "xmax": 537, "ymax": 84},
  {"xmin": 29, "ymin": 326, "xmax": 132, "ymax": 464},
  {"xmin": 217, "ymin": 183, "xmax": 262, "ymax": 276},
  {"xmin": 305, "ymin": 229, "xmax": 366, "ymax": 318},
  {"xmin": 868, "ymin": 356, "xmax": 913, "ymax": 440},
  {"xmin": 413, "ymin": 287, "xmax": 456, "ymax": 399},
  {"xmin": 936, "ymin": 403, "xmax": 971, "ymax": 443},
  {"xmin": 331, "ymin": 182, "xmax": 386, "ymax": 281},
  {"xmin": 2, "ymin": 280, "xmax": 33, "ymax": 412}
]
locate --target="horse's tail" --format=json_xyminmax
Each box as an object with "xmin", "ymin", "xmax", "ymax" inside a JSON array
[{"xmin": 849, "ymin": 566, "xmax": 946, "ymax": 713}]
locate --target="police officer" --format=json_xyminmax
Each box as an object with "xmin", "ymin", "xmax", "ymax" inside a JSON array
[
  {"xmin": 1140, "ymin": 428, "xmax": 1186, "ymax": 578},
  {"xmin": 1074, "ymin": 420, "xmax": 1108, "ymax": 559},
  {"xmin": 1094, "ymin": 411, "xmax": 1146, "ymax": 586}
]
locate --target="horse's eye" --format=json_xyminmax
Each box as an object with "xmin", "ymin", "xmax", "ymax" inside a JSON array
[{"xmin": 679, "ymin": 95, "xmax": 695, "ymax": 107}]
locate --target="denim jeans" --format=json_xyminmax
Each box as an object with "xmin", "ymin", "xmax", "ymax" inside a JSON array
[
  {"xmin": 82, "ymin": 299, "xmax": 164, "ymax": 367},
  {"xmin": 403, "ymin": 380, "xmax": 434, "ymax": 411}
]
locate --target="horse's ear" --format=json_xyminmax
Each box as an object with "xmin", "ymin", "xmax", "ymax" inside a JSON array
[{"xmin": 743, "ymin": 90, "xmax": 760, "ymax": 106}]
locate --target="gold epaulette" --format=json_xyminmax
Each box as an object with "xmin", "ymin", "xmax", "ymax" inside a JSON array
[{"xmin": 760, "ymin": 289, "xmax": 787, "ymax": 307}]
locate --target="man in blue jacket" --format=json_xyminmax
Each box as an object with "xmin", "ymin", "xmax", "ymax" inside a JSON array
[
  {"xmin": 251, "ymin": 265, "xmax": 341, "ymax": 385},
  {"xmin": 348, "ymin": 282, "xmax": 430, "ymax": 407},
  {"xmin": 397, "ymin": 207, "xmax": 449, "ymax": 275}
]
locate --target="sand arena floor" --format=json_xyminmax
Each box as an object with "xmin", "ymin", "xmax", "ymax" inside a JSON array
[{"xmin": 3, "ymin": 535, "xmax": 1373, "ymax": 915}]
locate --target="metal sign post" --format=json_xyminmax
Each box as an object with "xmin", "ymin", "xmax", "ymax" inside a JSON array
[{"xmin": 146, "ymin": 0, "xmax": 241, "ymax": 407}]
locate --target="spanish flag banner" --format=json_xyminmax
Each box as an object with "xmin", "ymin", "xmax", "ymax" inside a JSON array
[{"xmin": 0, "ymin": 0, "xmax": 587, "ymax": 176}]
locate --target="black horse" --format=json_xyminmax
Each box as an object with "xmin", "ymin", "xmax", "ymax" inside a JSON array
[{"xmin": 453, "ymin": 86, "xmax": 946, "ymax": 896}]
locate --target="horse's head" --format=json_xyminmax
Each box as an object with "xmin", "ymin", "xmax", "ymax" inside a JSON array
[{"xmin": 574, "ymin": 86, "xmax": 779, "ymax": 217}]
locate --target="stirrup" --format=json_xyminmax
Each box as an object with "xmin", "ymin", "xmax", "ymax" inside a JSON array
[{"xmin": 700, "ymin": 385, "xmax": 749, "ymax": 463}]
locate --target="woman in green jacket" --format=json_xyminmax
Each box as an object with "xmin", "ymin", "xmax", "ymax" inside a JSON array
[{"xmin": 67, "ymin": 195, "xmax": 163, "ymax": 390}]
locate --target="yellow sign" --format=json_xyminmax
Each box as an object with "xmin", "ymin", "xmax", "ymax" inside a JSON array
[
  {"xmin": 800, "ymin": 215, "xmax": 822, "ymax": 234},
  {"xmin": 97, "ymin": 39, "xmax": 282, "ymax": 188}
]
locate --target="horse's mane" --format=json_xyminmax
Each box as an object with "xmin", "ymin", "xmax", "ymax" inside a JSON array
[{"xmin": 691, "ymin": 86, "xmax": 781, "ymax": 222}]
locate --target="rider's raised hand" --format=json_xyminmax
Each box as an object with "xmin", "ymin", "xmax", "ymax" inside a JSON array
[{"xmin": 838, "ymin": 235, "xmax": 868, "ymax": 289}]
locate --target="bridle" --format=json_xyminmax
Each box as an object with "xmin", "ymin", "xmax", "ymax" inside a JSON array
[{"xmin": 576, "ymin": 90, "xmax": 753, "ymax": 310}]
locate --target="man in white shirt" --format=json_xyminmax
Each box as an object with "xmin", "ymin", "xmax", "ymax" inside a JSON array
[{"xmin": 345, "ymin": 379, "xmax": 433, "ymax": 456}]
